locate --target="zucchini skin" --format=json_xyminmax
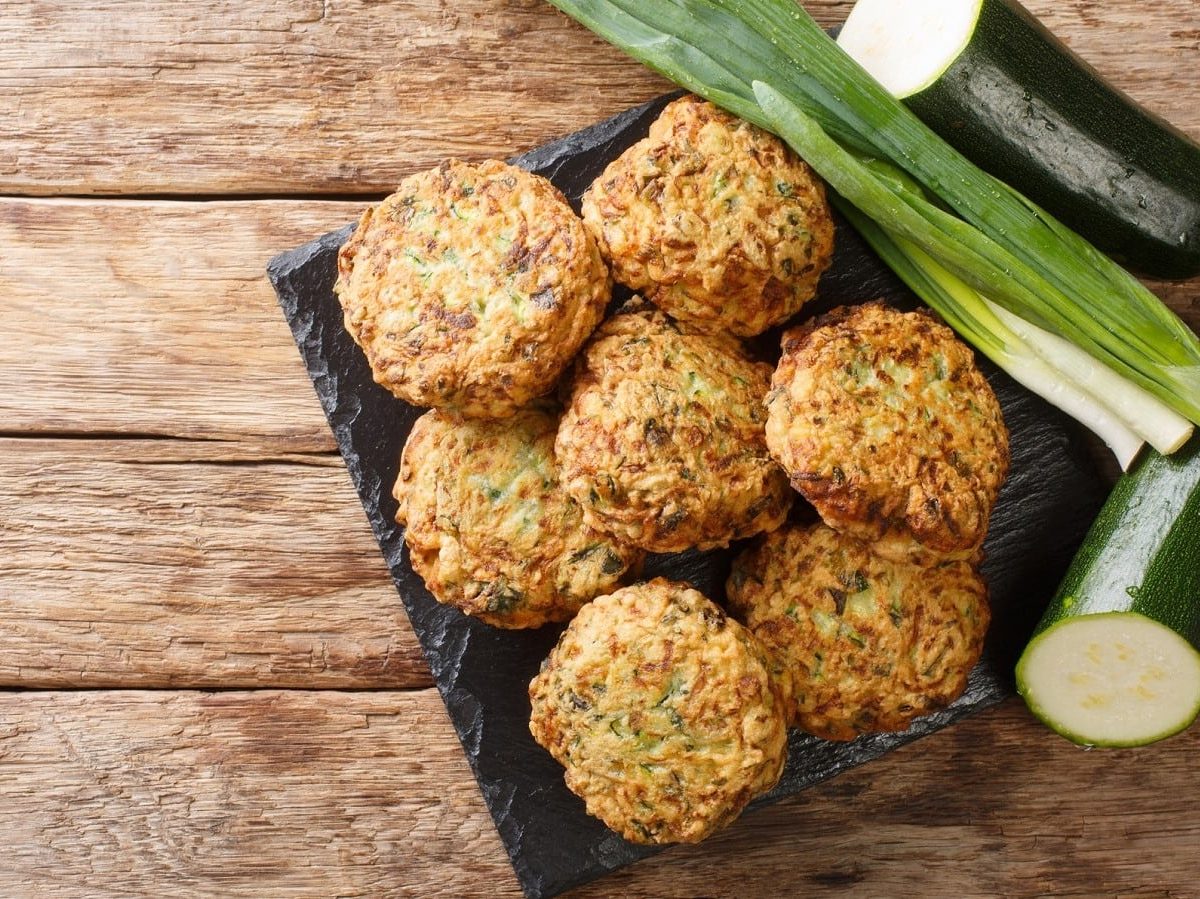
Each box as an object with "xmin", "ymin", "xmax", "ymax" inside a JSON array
[
  {"xmin": 1029, "ymin": 436, "xmax": 1200, "ymax": 644},
  {"xmin": 905, "ymin": 0, "xmax": 1200, "ymax": 280}
]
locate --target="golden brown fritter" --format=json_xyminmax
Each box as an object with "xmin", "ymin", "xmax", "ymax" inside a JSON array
[
  {"xmin": 727, "ymin": 522, "xmax": 990, "ymax": 741},
  {"xmin": 336, "ymin": 159, "xmax": 610, "ymax": 419},
  {"xmin": 581, "ymin": 95, "xmax": 834, "ymax": 337},
  {"xmin": 766, "ymin": 303, "xmax": 1009, "ymax": 566},
  {"xmin": 394, "ymin": 406, "xmax": 641, "ymax": 629},
  {"xmin": 528, "ymin": 578, "xmax": 788, "ymax": 844},
  {"xmin": 555, "ymin": 301, "xmax": 792, "ymax": 553}
]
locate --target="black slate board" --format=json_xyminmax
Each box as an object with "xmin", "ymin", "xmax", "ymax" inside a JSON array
[{"xmin": 267, "ymin": 94, "xmax": 1108, "ymax": 899}]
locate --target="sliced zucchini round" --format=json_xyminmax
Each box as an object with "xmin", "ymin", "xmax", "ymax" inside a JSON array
[
  {"xmin": 1015, "ymin": 437, "xmax": 1200, "ymax": 747},
  {"xmin": 1017, "ymin": 612, "xmax": 1200, "ymax": 748}
]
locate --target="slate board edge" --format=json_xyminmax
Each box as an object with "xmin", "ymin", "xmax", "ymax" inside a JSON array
[{"xmin": 266, "ymin": 94, "xmax": 1105, "ymax": 899}]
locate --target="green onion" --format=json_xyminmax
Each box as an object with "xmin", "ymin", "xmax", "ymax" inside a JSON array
[
  {"xmin": 753, "ymin": 83, "xmax": 1192, "ymax": 463},
  {"xmin": 844, "ymin": 159, "xmax": 1193, "ymax": 458},
  {"xmin": 837, "ymin": 201, "xmax": 1175, "ymax": 469},
  {"xmin": 546, "ymin": 0, "xmax": 1200, "ymax": 433}
]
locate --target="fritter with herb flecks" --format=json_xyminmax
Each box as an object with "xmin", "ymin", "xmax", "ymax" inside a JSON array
[
  {"xmin": 582, "ymin": 95, "xmax": 834, "ymax": 337},
  {"xmin": 395, "ymin": 406, "xmax": 640, "ymax": 629},
  {"xmin": 337, "ymin": 159, "xmax": 610, "ymax": 419},
  {"xmin": 766, "ymin": 302, "xmax": 1009, "ymax": 566},
  {"xmin": 556, "ymin": 300, "xmax": 792, "ymax": 553},
  {"xmin": 529, "ymin": 578, "xmax": 789, "ymax": 844},
  {"xmin": 727, "ymin": 522, "xmax": 990, "ymax": 741}
]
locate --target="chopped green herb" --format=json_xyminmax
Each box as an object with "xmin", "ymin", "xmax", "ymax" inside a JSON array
[
  {"xmin": 837, "ymin": 569, "xmax": 869, "ymax": 594},
  {"xmin": 568, "ymin": 543, "xmax": 600, "ymax": 564},
  {"xmin": 601, "ymin": 549, "xmax": 626, "ymax": 576},
  {"xmin": 932, "ymin": 353, "xmax": 949, "ymax": 381},
  {"xmin": 483, "ymin": 582, "xmax": 523, "ymax": 614}
]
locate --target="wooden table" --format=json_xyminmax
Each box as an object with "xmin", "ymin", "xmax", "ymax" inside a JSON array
[{"xmin": 2, "ymin": 2, "xmax": 1198, "ymax": 896}]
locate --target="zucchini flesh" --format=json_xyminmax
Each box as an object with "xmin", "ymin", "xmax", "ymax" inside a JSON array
[
  {"xmin": 839, "ymin": 0, "xmax": 982, "ymax": 99},
  {"xmin": 839, "ymin": 0, "xmax": 1200, "ymax": 279},
  {"xmin": 1018, "ymin": 614, "xmax": 1200, "ymax": 748},
  {"xmin": 1016, "ymin": 437, "xmax": 1200, "ymax": 747}
]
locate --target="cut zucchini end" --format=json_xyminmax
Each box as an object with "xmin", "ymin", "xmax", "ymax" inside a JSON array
[
  {"xmin": 837, "ymin": 0, "xmax": 984, "ymax": 99},
  {"xmin": 1017, "ymin": 612, "xmax": 1200, "ymax": 748}
]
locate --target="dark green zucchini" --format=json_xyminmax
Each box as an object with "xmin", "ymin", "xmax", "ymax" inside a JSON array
[
  {"xmin": 1015, "ymin": 436, "xmax": 1200, "ymax": 747},
  {"xmin": 838, "ymin": 0, "xmax": 1200, "ymax": 279}
]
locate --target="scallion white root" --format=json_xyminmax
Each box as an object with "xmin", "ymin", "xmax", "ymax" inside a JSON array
[
  {"xmin": 835, "ymin": 200, "xmax": 1156, "ymax": 470},
  {"xmin": 985, "ymin": 301, "xmax": 1193, "ymax": 456}
]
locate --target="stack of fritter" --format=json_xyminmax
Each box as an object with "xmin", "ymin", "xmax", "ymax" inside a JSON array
[{"xmin": 334, "ymin": 96, "xmax": 1008, "ymax": 845}]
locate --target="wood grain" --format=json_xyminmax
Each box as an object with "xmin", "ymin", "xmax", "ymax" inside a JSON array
[
  {"xmin": 1, "ymin": 692, "xmax": 1195, "ymax": 898},
  {"xmin": 0, "ymin": 0, "xmax": 674, "ymax": 196},
  {"xmin": 0, "ymin": 690, "xmax": 519, "ymax": 898},
  {"xmin": 2, "ymin": 0, "xmax": 1196, "ymax": 196},
  {"xmin": 0, "ymin": 438, "xmax": 431, "ymax": 689},
  {"xmin": 0, "ymin": 198, "xmax": 358, "ymax": 447}
]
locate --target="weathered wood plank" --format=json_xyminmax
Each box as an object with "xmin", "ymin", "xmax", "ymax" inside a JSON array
[
  {"xmin": 0, "ymin": 438, "xmax": 431, "ymax": 689},
  {"xmin": 0, "ymin": 198, "xmax": 359, "ymax": 446},
  {"xmin": 1, "ymin": 0, "xmax": 1195, "ymax": 196},
  {"xmin": 0, "ymin": 693, "xmax": 1195, "ymax": 897},
  {"xmin": 0, "ymin": 0, "xmax": 674, "ymax": 196},
  {"xmin": 0, "ymin": 690, "xmax": 520, "ymax": 898}
]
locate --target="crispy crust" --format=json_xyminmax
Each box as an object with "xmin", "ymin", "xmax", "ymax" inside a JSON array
[
  {"xmin": 395, "ymin": 406, "xmax": 641, "ymax": 629},
  {"xmin": 555, "ymin": 301, "xmax": 792, "ymax": 553},
  {"xmin": 765, "ymin": 303, "xmax": 1009, "ymax": 565},
  {"xmin": 336, "ymin": 159, "xmax": 611, "ymax": 419},
  {"xmin": 528, "ymin": 578, "xmax": 788, "ymax": 844},
  {"xmin": 727, "ymin": 522, "xmax": 990, "ymax": 741},
  {"xmin": 582, "ymin": 95, "xmax": 834, "ymax": 337}
]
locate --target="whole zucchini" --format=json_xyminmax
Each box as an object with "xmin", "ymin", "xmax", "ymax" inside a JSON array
[
  {"xmin": 1016, "ymin": 437, "xmax": 1200, "ymax": 747},
  {"xmin": 838, "ymin": 0, "xmax": 1200, "ymax": 279}
]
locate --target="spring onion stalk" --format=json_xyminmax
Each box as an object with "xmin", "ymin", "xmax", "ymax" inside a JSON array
[
  {"xmin": 723, "ymin": 0, "xmax": 1200, "ymax": 406},
  {"xmin": 545, "ymin": 0, "xmax": 1200, "ymax": 432},
  {"xmin": 750, "ymin": 79, "xmax": 1192, "ymax": 429},
  {"xmin": 982, "ymin": 302, "xmax": 1193, "ymax": 456},
  {"xmin": 838, "ymin": 199, "xmax": 1187, "ymax": 468},
  {"xmin": 841, "ymin": 156, "xmax": 1194, "ymax": 458}
]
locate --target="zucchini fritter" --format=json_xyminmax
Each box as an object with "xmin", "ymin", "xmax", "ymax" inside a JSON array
[
  {"xmin": 395, "ymin": 407, "xmax": 640, "ymax": 629},
  {"xmin": 556, "ymin": 301, "xmax": 792, "ymax": 553},
  {"xmin": 528, "ymin": 578, "xmax": 789, "ymax": 844},
  {"xmin": 582, "ymin": 95, "xmax": 834, "ymax": 337},
  {"xmin": 336, "ymin": 159, "xmax": 610, "ymax": 419},
  {"xmin": 727, "ymin": 522, "xmax": 990, "ymax": 741},
  {"xmin": 766, "ymin": 303, "xmax": 1009, "ymax": 565}
]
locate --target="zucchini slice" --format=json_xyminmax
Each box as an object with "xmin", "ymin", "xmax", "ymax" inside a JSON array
[
  {"xmin": 1018, "ymin": 614, "xmax": 1200, "ymax": 748},
  {"xmin": 838, "ymin": 0, "xmax": 1200, "ymax": 279},
  {"xmin": 1016, "ymin": 438, "xmax": 1200, "ymax": 747}
]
